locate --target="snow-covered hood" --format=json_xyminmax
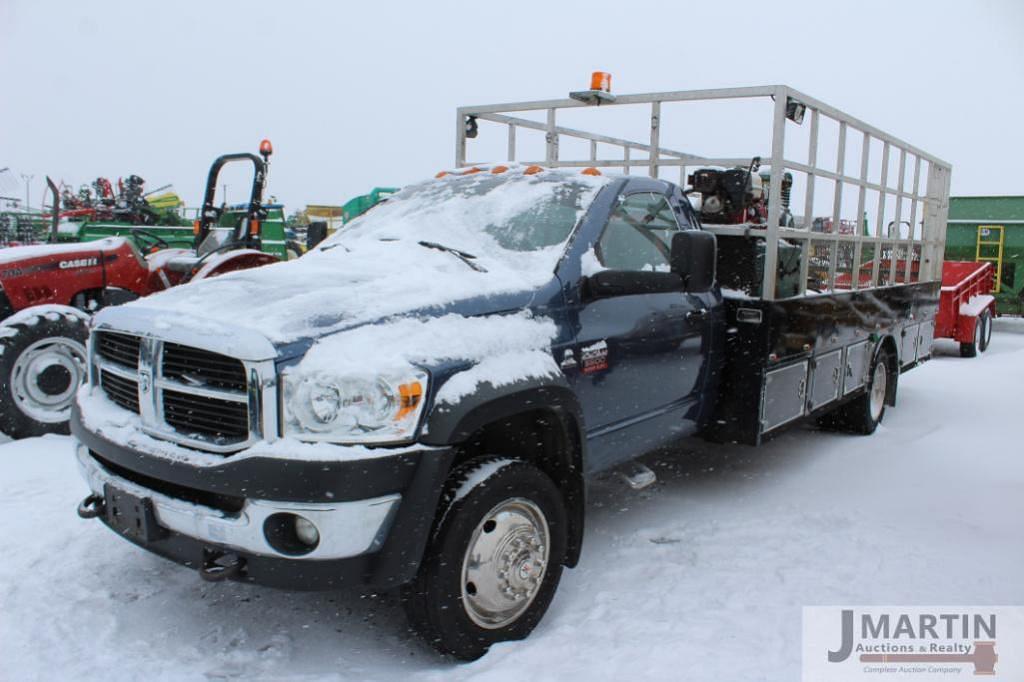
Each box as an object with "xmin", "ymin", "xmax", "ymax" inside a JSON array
[
  {"xmin": 94, "ymin": 237, "xmax": 554, "ymax": 360},
  {"xmin": 96, "ymin": 168, "xmax": 609, "ymax": 361}
]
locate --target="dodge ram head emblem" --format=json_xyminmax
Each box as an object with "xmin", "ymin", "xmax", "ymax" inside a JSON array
[{"xmin": 138, "ymin": 370, "xmax": 152, "ymax": 394}]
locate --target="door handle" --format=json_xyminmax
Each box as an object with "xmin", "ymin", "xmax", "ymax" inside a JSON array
[{"xmin": 686, "ymin": 308, "xmax": 709, "ymax": 322}]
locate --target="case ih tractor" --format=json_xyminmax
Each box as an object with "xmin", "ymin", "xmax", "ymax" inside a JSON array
[{"xmin": 0, "ymin": 142, "xmax": 282, "ymax": 439}]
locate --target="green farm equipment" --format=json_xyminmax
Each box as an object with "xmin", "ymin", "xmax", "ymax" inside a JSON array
[
  {"xmin": 945, "ymin": 196, "xmax": 1024, "ymax": 315},
  {"xmin": 341, "ymin": 186, "xmax": 398, "ymax": 223},
  {"xmin": 301, "ymin": 187, "xmax": 400, "ymax": 251}
]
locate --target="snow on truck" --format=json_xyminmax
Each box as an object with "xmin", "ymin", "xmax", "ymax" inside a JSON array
[{"xmin": 71, "ymin": 79, "xmax": 951, "ymax": 660}]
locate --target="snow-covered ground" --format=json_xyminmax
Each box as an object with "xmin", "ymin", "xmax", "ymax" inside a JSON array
[{"xmin": 2, "ymin": 326, "xmax": 1023, "ymax": 681}]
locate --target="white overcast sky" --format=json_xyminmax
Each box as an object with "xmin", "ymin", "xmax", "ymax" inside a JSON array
[{"xmin": 2, "ymin": 0, "xmax": 1022, "ymax": 212}]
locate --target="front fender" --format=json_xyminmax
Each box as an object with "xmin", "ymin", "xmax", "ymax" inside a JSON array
[
  {"xmin": 419, "ymin": 372, "xmax": 588, "ymax": 567},
  {"xmin": 421, "ymin": 373, "xmax": 584, "ymax": 447},
  {"xmin": 191, "ymin": 249, "xmax": 279, "ymax": 280}
]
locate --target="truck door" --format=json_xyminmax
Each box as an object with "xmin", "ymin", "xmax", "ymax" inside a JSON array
[{"xmin": 568, "ymin": 189, "xmax": 708, "ymax": 472}]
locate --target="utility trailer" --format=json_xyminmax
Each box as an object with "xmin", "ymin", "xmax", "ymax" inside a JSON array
[
  {"xmin": 458, "ymin": 79, "xmax": 951, "ymax": 445},
  {"xmin": 935, "ymin": 261, "xmax": 996, "ymax": 357}
]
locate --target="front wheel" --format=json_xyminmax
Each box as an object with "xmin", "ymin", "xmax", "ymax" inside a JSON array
[
  {"xmin": 402, "ymin": 457, "xmax": 568, "ymax": 661},
  {"xmin": 0, "ymin": 309, "xmax": 89, "ymax": 438}
]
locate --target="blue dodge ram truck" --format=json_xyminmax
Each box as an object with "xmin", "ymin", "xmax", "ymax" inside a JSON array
[{"xmin": 72, "ymin": 165, "xmax": 933, "ymax": 659}]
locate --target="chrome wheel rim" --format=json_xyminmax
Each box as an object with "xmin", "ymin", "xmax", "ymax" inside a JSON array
[
  {"xmin": 10, "ymin": 336, "xmax": 87, "ymax": 424},
  {"xmin": 461, "ymin": 497, "xmax": 550, "ymax": 630},
  {"xmin": 869, "ymin": 361, "xmax": 887, "ymax": 422}
]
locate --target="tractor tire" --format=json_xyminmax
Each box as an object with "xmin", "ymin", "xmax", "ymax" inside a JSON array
[
  {"xmin": 0, "ymin": 309, "xmax": 89, "ymax": 439},
  {"xmin": 401, "ymin": 457, "xmax": 568, "ymax": 661},
  {"xmin": 823, "ymin": 347, "xmax": 893, "ymax": 435},
  {"xmin": 960, "ymin": 316, "xmax": 984, "ymax": 358},
  {"xmin": 978, "ymin": 310, "xmax": 993, "ymax": 353}
]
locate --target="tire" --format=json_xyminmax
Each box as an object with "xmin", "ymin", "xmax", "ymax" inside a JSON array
[
  {"xmin": 978, "ymin": 310, "xmax": 992, "ymax": 353},
  {"xmin": 827, "ymin": 347, "xmax": 892, "ymax": 435},
  {"xmin": 0, "ymin": 310, "xmax": 89, "ymax": 439},
  {"xmin": 401, "ymin": 457, "xmax": 568, "ymax": 661},
  {"xmin": 960, "ymin": 315, "xmax": 983, "ymax": 358},
  {"xmin": 285, "ymin": 240, "xmax": 304, "ymax": 260}
]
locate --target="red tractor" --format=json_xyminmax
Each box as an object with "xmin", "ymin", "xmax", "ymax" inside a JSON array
[{"xmin": 0, "ymin": 143, "xmax": 281, "ymax": 439}]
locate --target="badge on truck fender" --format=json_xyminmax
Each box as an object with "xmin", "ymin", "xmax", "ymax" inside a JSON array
[{"xmin": 581, "ymin": 340, "xmax": 609, "ymax": 374}]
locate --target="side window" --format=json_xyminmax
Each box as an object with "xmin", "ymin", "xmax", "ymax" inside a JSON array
[{"xmin": 595, "ymin": 193, "xmax": 681, "ymax": 271}]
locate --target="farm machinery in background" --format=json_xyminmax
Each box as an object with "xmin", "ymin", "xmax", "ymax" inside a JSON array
[
  {"xmin": 4, "ymin": 169, "xmax": 303, "ymax": 261},
  {"xmin": 54, "ymin": 173, "xmax": 180, "ymax": 228},
  {"xmin": 0, "ymin": 141, "xmax": 289, "ymax": 439},
  {"xmin": 1, "ymin": 175, "xmax": 184, "ymax": 248}
]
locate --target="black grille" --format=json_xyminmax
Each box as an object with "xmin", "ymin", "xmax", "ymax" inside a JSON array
[
  {"xmin": 162, "ymin": 389, "xmax": 249, "ymax": 442},
  {"xmin": 162, "ymin": 343, "xmax": 247, "ymax": 392},
  {"xmin": 101, "ymin": 370, "xmax": 140, "ymax": 413},
  {"xmin": 96, "ymin": 332, "xmax": 141, "ymax": 369}
]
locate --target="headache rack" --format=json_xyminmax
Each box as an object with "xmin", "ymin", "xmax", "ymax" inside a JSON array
[{"xmin": 456, "ymin": 84, "xmax": 952, "ymax": 299}]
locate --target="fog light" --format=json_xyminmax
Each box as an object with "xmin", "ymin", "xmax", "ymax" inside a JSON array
[
  {"xmin": 264, "ymin": 512, "xmax": 321, "ymax": 555},
  {"xmin": 294, "ymin": 516, "xmax": 319, "ymax": 546}
]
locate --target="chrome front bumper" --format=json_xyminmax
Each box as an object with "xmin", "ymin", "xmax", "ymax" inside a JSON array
[{"xmin": 76, "ymin": 445, "xmax": 401, "ymax": 561}]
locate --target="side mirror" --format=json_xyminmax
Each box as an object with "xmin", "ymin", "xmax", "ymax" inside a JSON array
[
  {"xmin": 585, "ymin": 269, "xmax": 683, "ymax": 300},
  {"xmin": 670, "ymin": 230, "xmax": 716, "ymax": 292}
]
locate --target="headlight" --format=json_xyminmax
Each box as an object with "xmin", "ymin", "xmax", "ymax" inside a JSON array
[{"xmin": 282, "ymin": 369, "xmax": 428, "ymax": 444}]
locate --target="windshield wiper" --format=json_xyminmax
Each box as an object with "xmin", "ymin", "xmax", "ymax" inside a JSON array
[{"xmin": 418, "ymin": 240, "xmax": 488, "ymax": 272}]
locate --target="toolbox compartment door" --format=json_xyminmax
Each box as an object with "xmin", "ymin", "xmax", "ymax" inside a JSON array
[
  {"xmin": 809, "ymin": 349, "xmax": 843, "ymax": 412},
  {"xmin": 843, "ymin": 340, "xmax": 870, "ymax": 396},
  {"xmin": 761, "ymin": 360, "xmax": 808, "ymax": 433},
  {"xmin": 901, "ymin": 323, "xmax": 921, "ymax": 366},
  {"xmin": 917, "ymin": 320, "xmax": 935, "ymax": 361}
]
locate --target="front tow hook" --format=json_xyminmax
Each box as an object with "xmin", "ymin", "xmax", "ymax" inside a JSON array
[
  {"xmin": 77, "ymin": 494, "xmax": 106, "ymax": 519},
  {"xmin": 199, "ymin": 549, "xmax": 246, "ymax": 582}
]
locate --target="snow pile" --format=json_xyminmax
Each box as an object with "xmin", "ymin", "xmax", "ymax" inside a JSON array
[{"xmin": 107, "ymin": 168, "xmax": 609, "ymax": 344}]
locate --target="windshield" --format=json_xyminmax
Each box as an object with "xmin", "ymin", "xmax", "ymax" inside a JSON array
[{"xmin": 319, "ymin": 167, "xmax": 609, "ymax": 272}]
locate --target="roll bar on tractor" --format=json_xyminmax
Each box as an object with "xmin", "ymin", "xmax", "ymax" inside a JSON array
[
  {"xmin": 456, "ymin": 78, "xmax": 952, "ymax": 299},
  {"xmin": 193, "ymin": 139, "xmax": 273, "ymax": 250},
  {"xmin": 46, "ymin": 176, "xmax": 60, "ymax": 243}
]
